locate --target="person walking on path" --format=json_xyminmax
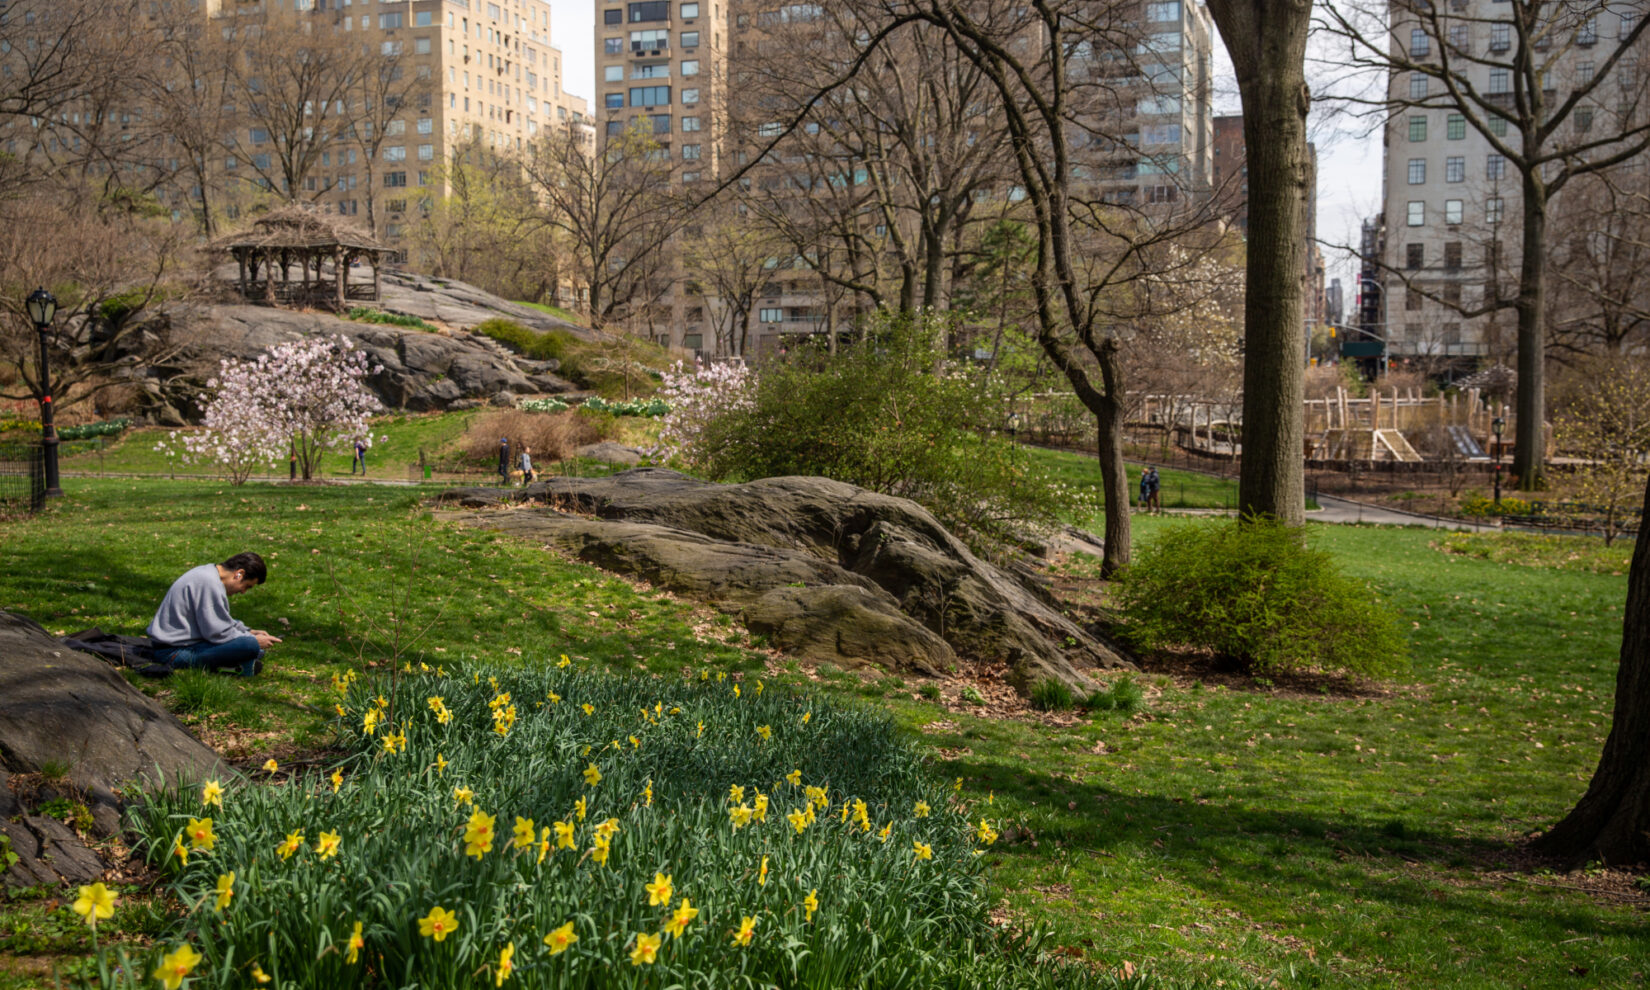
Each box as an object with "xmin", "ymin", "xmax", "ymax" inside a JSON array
[
  {"xmin": 518, "ymin": 445, "xmax": 536, "ymax": 486},
  {"xmin": 147, "ymin": 552, "xmax": 280, "ymax": 676},
  {"xmin": 1142, "ymin": 466, "xmax": 1162, "ymax": 514},
  {"xmin": 497, "ymin": 436, "xmax": 511, "ymax": 484},
  {"xmin": 351, "ymin": 438, "xmax": 367, "ymax": 475}
]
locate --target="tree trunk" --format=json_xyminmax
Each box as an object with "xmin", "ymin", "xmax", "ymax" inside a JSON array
[
  {"xmin": 1206, "ymin": 0, "xmax": 1311, "ymax": 526},
  {"xmin": 1512, "ymin": 171, "xmax": 1548, "ymax": 490},
  {"xmin": 1535, "ymin": 471, "xmax": 1650, "ymax": 866},
  {"xmin": 1095, "ymin": 340, "xmax": 1131, "ymax": 578}
]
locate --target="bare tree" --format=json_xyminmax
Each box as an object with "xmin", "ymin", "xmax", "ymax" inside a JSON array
[
  {"xmin": 1552, "ymin": 356, "xmax": 1650, "ymax": 546},
  {"xmin": 1546, "ymin": 168, "xmax": 1650, "ymax": 359},
  {"xmin": 683, "ymin": 200, "xmax": 785, "ymax": 356},
  {"xmin": 138, "ymin": 1, "xmax": 241, "ymax": 236},
  {"xmin": 347, "ymin": 42, "xmax": 432, "ymax": 238},
  {"xmin": 1320, "ymin": 0, "xmax": 1650, "ymax": 489}
]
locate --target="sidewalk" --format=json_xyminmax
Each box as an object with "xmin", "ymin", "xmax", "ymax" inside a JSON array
[{"xmin": 1308, "ymin": 493, "xmax": 1494, "ymax": 531}]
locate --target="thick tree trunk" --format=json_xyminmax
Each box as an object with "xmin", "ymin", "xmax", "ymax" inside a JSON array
[
  {"xmin": 1512, "ymin": 173, "xmax": 1547, "ymax": 490},
  {"xmin": 1095, "ymin": 340, "xmax": 1131, "ymax": 578},
  {"xmin": 1206, "ymin": 0, "xmax": 1311, "ymax": 526},
  {"xmin": 1535, "ymin": 472, "xmax": 1650, "ymax": 866}
]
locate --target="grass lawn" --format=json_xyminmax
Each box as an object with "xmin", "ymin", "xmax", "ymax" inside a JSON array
[
  {"xmin": 1025, "ymin": 445, "xmax": 1245, "ymax": 512},
  {"xmin": 1, "ymin": 483, "xmax": 1645, "ymax": 988},
  {"xmin": 515, "ymin": 299, "xmax": 589, "ymax": 327}
]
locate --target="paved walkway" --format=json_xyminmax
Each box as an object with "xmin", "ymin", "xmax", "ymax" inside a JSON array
[{"xmin": 1308, "ymin": 494, "xmax": 1495, "ymax": 531}]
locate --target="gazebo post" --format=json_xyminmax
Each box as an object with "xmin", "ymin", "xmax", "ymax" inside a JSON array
[
  {"xmin": 336, "ymin": 247, "xmax": 347, "ymax": 310},
  {"xmin": 264, "ymin": 250, "xmax": 276, "ymax": 303},
  {"xmin": 371, "ymin": 250, "xmax": 381, "ymax": 302}
]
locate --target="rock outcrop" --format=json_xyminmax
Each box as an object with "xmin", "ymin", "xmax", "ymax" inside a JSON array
[
  {"xmin": 0, "ymin": 611, "xmax": 227, "ymax": 887},
  {"xmin": 438, "ymin": 470, "xmax": 1131, "ymax": 692}
]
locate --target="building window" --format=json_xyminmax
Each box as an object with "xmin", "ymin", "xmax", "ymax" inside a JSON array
[
  {"xmin": 384, "ymin": 171, "xmax": 408, "ymax": 187},
  {"xmin": 1489, "ymin": 116, "xmax": 1508, "ymax": 136},
  {"xmin": 682, "ymin": 333, "xmax": 703, "ymax": 350},
  {"xmin": 1444, "ymin": 199, "xmax": 1463, "ymax": 224},
  {"xmin": 1577, "ymin": 16, "xmax": 1597, "ymax": 45},
  {"xmin": 1576, "ymin": 106, "xmax": 1593, "ymax": 132},
  {"xmin": 1407, "ymin": 158, "xmax": 1426, "ymax": 184},
  {"xmin": 633, "ymin": 62, "xmax": 670, "ymax": 79},
  {"xmin": 630, "ymin": 29, "xmax": 668, "ymax": 50},
  {"xmin": 1488, "ymin": 68, "xmax": 1509, "ymax": 94},
  {"xmin": 1407, "ymin": 243, "xmax": 1424, "ymax": 269},
  {"xmin": 1486, "ymin": 153, "xmax": 1505, "ymax": 179},
  {"xmin": 759, "ymin": 308, "xmax": 783, "ymax": 323},
  {"xmin": 1444, "ymin": 242, "xmax": 1462, "ymax": 269},
  {"xmin": 418, "ymin": 144, "xmax": 434, "ymax": 161},
  {"xmin": 630, "ymin": 1, "xmax": 669, "ymax": 22},
  {"xmin": 1408, "ymin": 116, "xmax": 1427, "ymax": 141},
  {"xmin": 682, "ymin": 31, "xmax": 699, "ymax": 47},
  {"xmin": 418, "ymin": 117, "xmax": 433, "ymax": 135},
  {"xmin": 415, "ymin": 37, "xmax": 431, "ymax": 55},
  {"xmin": 1409, "ymin": 73, "xmax": 1428, "ymax": 100},
  {"xmin": 1146, "ymin": 1, "xmax": 1181, "ymax": 20},
  {"xmin": 604, "ymin": 10, "xmax": 622, "ymax": 25},
  {"xmin": 386, "ymin": 120, "xmax": 406, "ymax": 136},
  {"xmin": 1407, "ymin": 200, "xmax": 1425, "ymax": 226},
  {"xmin": 250, "ymin": 127, "xmax": 269, "ymax": 144},
  {"xmin": 604, "ymin": 66, "xmax": 623, "ymax": 82},
  {"xmin": 1623, "ymin": 12, "xmax": 1638, "ymax": 40},
  {"xmin": 682, "ymin": 2, "xmax": 700, "ymax": 17},
  {"xmin": 1577, "ymin": 61, "xmax": 1595, "ymax": 86},
  {"xmin": 415, "ymin": 11, "xmax": 433, "ymax": 27},
  {"xmin": 630, "ymin": 86, "xmax": 670, "ymax": 106},
  {"xmin": 1486, "ymin": 197, "xmax": 1503, "ymax": 223},
  {"xmin": 682, "ymin": 170, "xmax": 700, "ymax": 182},
  {"xmin": 606, "ymin": 120, "xmax": 625, "ymax": 136},
  {"xmin": 1406, "ymin": 288, "xmax": 1423, "ymax": 311},
  {"xmin": 606, "ymin": 37, "xmax": 624, "ymax": 54},
  {"xmin": 1447, "ymin": 113, "xmax": 1465, "ymax": 139},
  {"xmin": 378, "ymin": 12, "xmax": 402, "ymax": 29},
  {"xmin": 1447, "ymin": 24, "xmax": 1468, "ymax": 50},
  {"xmin": 1445, "ymin": 156, "xmax": 1464, "ymax": 182},
  {"xmin": 682, "ymin": 115, "xmax": 700, "ymax": 131},
  {"xmin": 1410, "ymin": 28, "xmax": 1429, "ymax": 57},
  {"xmin": 682, "ymin": 59, "xmax": 700, "ymax": 76},
  {"xmin": 1490, "ymin": 23, "xmax": 1510, "ymax": 51},
  {"xmin": 682, "ymin": 88, "xmax": 699, "ymax": 104},
  {"xmin": 605, "ymin": 93, "xmax": 624, "ymax": 109},
  {"xmin": 650, "ymin": 113, "xmax": 671, "ymax": 134},
  {"xmin": 383, "ymin": 146, "xmax": 406, "ymax": 161},
  {"xmin": 682, "ymin": 143, "xmax": 701, "ymax": 159}
]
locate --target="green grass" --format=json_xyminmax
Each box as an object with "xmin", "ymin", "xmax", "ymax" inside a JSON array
[
  {"xmin": 2, "ymin": 484, "xmax": 1645, "ymax": 988},
  {"xmin": 515, "ymin": 300, "xmax": 589, "ymax": 327},
  {"xmin": 1435, "ymin": 529, "xmax": 1637, "ymax": 574},
  {"xmin": 1024, "ymin": 446, "xmax": 1243, "ymax": 512}
]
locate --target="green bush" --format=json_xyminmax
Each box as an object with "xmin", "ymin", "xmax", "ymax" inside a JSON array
[
  {"xmin": 101, "ymin": 664, "xmax": 1117, "ymax": 989},
  {"xmin": 1459, "ymin": 492, "xmax": 1533, "ymax": 517},
  {"xmin": 692, "ymin": 312, "xmax": 1075, "ymax": 544},
  {"xmin": 57, "ymin": 417, "xmax": 130, "ymax": 441},
  {"xmin": 346, "ymin": 307, "xmax": 440, "ymax": 333},
  {"xmin": 1083, "ymin": 676, "xmax": 1142, "ymax": 713},
  {"xmin": 1116, "ymin": 518, "xmax": 1408, "ymax": 678}
]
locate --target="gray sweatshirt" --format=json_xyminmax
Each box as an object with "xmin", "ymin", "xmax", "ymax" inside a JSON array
[{"xmin": 147, "ymin": 564, "xmax": 249, "ymax": 646}]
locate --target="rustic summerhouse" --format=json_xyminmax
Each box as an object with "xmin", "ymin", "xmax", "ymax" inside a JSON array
[{"xmin": 215, "ymin": 206, "xmax": 387, "ymax": 311}]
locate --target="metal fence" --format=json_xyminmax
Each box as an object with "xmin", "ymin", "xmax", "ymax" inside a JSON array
[{"xmin": 0, "ymin": 440, "xmax": 45, "ymax": 516}]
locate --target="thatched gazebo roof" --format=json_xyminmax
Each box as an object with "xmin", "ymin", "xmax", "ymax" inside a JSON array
[{"xmin": 213, "ymin": 204, "xmax": 386, "ymax": 254}]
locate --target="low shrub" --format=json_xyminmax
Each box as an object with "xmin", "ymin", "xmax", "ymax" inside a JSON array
[
  {"xmin": 1116, "ymin": 517, "xmax": 1408, "ymax": 678},
  {"xmin": 457, "ymin": 410, "xmax": 608, "ymax": 465},
  {"xmin": 346, "ymin": 307, "xmax": 440, "ymax": 333},
  {"xmin": 1459, "ymin": 492, "xmax": 1533, "ymax": 517},
  {"xmin": 473, "ymin": 318, "xmax": 568, "ymax": 362},
  {"xmin": 56, "ymin": 417, "xmax": 131, "ymax": 441},
  {"xmin": 99, "ymin": 664, "xmax": 1117, "ymax": 989},
  {"xmin": 1027, "ymin": 678, "xmax": 1075, "ymax": 712},
  {"xmin": 583, "ymin": 396, "xmax": 668, "ymax": 418},
  {"xmin": 1083, "ymin": 676, "xmax": 1142, "ymax": 713}
]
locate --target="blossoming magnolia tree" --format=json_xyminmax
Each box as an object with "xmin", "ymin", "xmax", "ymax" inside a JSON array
[
  {"xmin": 183, "ymin": 335, "xmax": 383, "ymax": 483},
  {"xmin": 652, "ymin": 359, "xmax": 753, "ymax": 470}
]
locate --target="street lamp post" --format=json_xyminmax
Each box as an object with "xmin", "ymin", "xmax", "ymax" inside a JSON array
[
  {"xmin": 26, "ymin": 287, "xmax": 62, "ymax": 498},
  {"xmin": 1491, "ymin": 415, "xmax": 1505, "ymax": 509}
]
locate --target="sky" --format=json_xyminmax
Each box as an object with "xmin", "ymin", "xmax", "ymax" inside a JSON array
[{"xmin": 544, "ymin": 0, "xmax": 1385, "ymax": 303}]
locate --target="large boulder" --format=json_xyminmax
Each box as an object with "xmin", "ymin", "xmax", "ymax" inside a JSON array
[
  {"xmin": 438, "ymin": 470, "xmax": 1132, "ymax": 692},
  {"xmin": 0, "ymin": 611, "xmax": 226, "ymax": 887},
  {"xmin": 743, "ymin": 585, "xmax": 953, "ymax": 675}
]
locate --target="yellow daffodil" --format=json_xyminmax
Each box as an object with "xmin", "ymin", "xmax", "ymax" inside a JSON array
[
  {"xmin": 553, "ymin": 819, "xmax": 576, "ymax": 849},
  {"xmin": 334, "ymin": 704, "xmax": 347, "ymax": 718},
  {"xmin": 701, "ymin": 669, "xmax": 709, "ymax": 680},
  {"xmin": 629, "ymin": 735, "xmax": 640, "ymax": 749},
  {"xmin": 495, "ymin": 942, "xmax": 515, "ymax": 986},
  {"xmin": 786, "ymin": 769, "xmax": 802, "ymax": 787},
  {"xmin": 590, "ymin": 836, "xmax": 611, "ymax": 866},
  {"xmin": 758, "ymin": 855, "xmax": 769, "ymax": 886},
  {"xmin": 733, "ymin": 684, "xmax": 741, "ymax": 698},
  {"xmin": 547, "ymin": 691, "xmax": 561, "ymax": 704},
  {"xmin": 511, "ymin": 816, "xmax": 535, "ymax": 850},
  {"xmin": 544, "ymin": 921, "xmax": 578, "ymax": 954},
  {"xmin": 251, "ymin": 962, "xmax": 272, "ymax": 984},
  {"xmin": 989, "ymin": 791, "xmax": 995, "ymax": 805},
  {"xmin": 434, "ymin": 753, "xmax": 449, "ymax": 775},
  {"xmin": 453, "ymin": 785, "xmax": 475, "ymax": 806},
  {"xmin": 643, "ymin": 779, "xmax": 654, "ymax": 807},
  {"xmin": 976, "ymin": 819, "xmax": 999, "ymax": 845},
  {"xmin": 610, "ymin": 740, "xmax": 621, "ymax": 751},
  {"xmin": 803, "ymin": 889, "xmax": 819, "ymax": 923},
  {"xmin": 375, "ymin": 694, "xmax": 389, "ymax": 711},
  {"xmin": 802, "ymin": 711, "xmax": 812, "ymax": 725},
  {"xmin": 71, "ymin": 882, "xmax": 116, "ymax": 926},
  {"xmin": 853, "ymin": 799, "xmax": 870, "ymax": 829},
  {"xmin": 730, "ymin": 804, "xmax": 753, "ymax": 829},
  {"xmin": 492, "ymin": 705, "xmax": 517, "ymax": 736},
  {"xmin": 581, "ymin": 703, "xmax": 594, "ymax": 716},
  {"xmin": 362, "ymin": 710, "xmax": 379, "ymax": 736},
  {"xmin": 955, "ymin": 777, "xmax": 963, "ymax": 792},
  {"xmin": 316, "ymin": 830, "xmax": 342, "ymax": 860},
  {"xmin": 172, "ymin": 835, "xmax": 189, "ymax": 866},
  {"xmin": 807, "ymin": 785, "xmax": 829, "ymax": 810},
  {"xmin": 646, "ymin": 872, "xmax": 674, "ymax": 907},
  {"xmin": 630, "ymin": 931, "xmax": 662, "ymax": 965},
  {"xmin": 214, "ymin": 871, "xmax": 234, "ymax": 911},
  {"xmin": 381, "ymin": 732, "xmax": 399, "ymax": 754},
  {"xmin": 663, "ymin": 897, "xmax": 698, "ymax": 938},
  {"xmin": 582, "ymin": 763, "xmax": 602, "ymax": 787},
  {"xmin": 331, "ymin": 768, "xmax": 344, "ymax": 793},
  {"xmin": 574, "ymin": 797, "xmax": 588, "ymax": 822},
  {"xmin": 878, "ymin": 823, "xmax": 892, "ymax": 843},
  {"xmin": 787, "ymin": 809, "xmax": 809, "ymax": 834},
  {"xmin": 418, "ymin": 906, "xmax": 459, "ymax": 942},
  {"xmin": 752, "ymin": 792, "xmax": 769, "ymax": 822},
  {"xmin": 186, "ymin": 817, "xmax": 215, "ymax": 851},
  {"xmin": 756, "ymin": 724, "xmax": 772, "ymax": 741},
  {"xmin": 262, "ymin": 759, "xmax": 278, "ymax": 774},
  {"xmin": 717, "ymin": 671, "xmax": 727, "ymax": 682},
  {"xmin": 153, "ymin": 944, "xmax": 202, "ymax": 990},
  {"xmin": 464, "ymin": 810, "xmax": 497, "ymax": 858},
  {"xmin": 594, "ymin": 817, "xmax": 621, "ymax": 841},
  {"xmin": 733, "ymin": 915, "xmax": 757, "ymax": 947},
  {"xmin": 346, "ymin": 920, "xmax": 364, "ymax": 964},
  {"xmin": 913, "ymin": 840, "xmax": 934, "ymax": 861},
  {"xmin": 696, "ymin": 721, "xmax": 705, "ymax": 738},
  {"xmin": 427, "ymin": 696, "xmax": 445, "ymax": 715},
  {"xmin": 537, "ymin": 827, "xmax": 552, "ymax": 865},
  {"xmin": 756, "ymin": 680, "xmax": 765, "ymax": 696},
  {"xmin": 559, "ymin": 653, "xmax": 572, "ymax": 668},
  {"xmin": 488, "ymin": 690, "xmax": 510, "ymax": 709},
  {"xmin": 914, "ymin": 800, "xmax": 931, "ymax": 818},
  {"xmin": 201, "ymin": 780, "xmax": 224, "ymax": 808},
  {"xmin": 729, "ymin": 784, "xmax": 745, "ymax": 805}
]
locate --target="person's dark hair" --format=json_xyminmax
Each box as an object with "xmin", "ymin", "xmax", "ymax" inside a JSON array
[{"xmin": 220, "ymin": 552, "xmax": 267, "ymax": 585}]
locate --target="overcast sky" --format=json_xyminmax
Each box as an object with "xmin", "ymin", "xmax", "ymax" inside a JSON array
[{"xmin": 545, "ymin": 0, "xmax": 1384, "ymax": 304}]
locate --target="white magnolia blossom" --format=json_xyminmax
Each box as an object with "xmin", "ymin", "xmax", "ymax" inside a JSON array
[
  {"xmin": 651, "ymin": 358, "xmax": 754, "ymax": 469},
  {"xmin": 180, "ymin": 335, "xmax": 384, "ymax": 484}
]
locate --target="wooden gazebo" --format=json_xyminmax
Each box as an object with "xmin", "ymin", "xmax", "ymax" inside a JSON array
[{"xmin": 215, "ymin": 205, "xmax": 388, "ymax": 311}]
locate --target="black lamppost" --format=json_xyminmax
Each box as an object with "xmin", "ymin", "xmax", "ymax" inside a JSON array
[
  {"xmin": 26, "ymin": 287, "xmax": 62, "ymax": 498},
  {"xmin": 1491, "ymin": 415, "xmax": 1505, "ymax": 509}
]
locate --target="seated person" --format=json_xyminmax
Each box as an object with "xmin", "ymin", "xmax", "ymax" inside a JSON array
[{"xmin": 147, "ymin": 552, "xmax": 281, "ymax": 676}]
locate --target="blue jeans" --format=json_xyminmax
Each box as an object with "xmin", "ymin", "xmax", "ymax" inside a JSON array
[{"xmin": 153, "ymin": 636, "xmax": 264, "ymax": 677}]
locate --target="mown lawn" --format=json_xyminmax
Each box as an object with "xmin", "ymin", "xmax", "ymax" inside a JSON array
[
  {"xmin": 1024, "ymin": 445, "xmax": 1244, "ymax": 512},
  {"xmin": 0, "ymin": 483, "xmax": 1645, "ymax": 988}
]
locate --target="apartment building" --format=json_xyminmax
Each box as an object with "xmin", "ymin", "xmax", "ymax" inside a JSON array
[
  {"xmin": 593, "ymin": 0, "xmax": 1217, "ymax": 357},
  {"xmin": 1375, "ymin": 0, "xmax": 1643, "ymax": 366}
]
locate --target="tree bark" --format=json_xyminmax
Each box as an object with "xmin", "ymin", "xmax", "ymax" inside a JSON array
[
  {"xmin": 1205, "ymin": 0, "xmax": 1311, "ymax": 525},
  {"xmin": 1535, "ymin": 471, "xmax": 1650, "ymax": 866},
  {"xmin": 1512, "ymin": 168, "xmax": 1547, "ymax": 490},
  {"xmin": 1095, "ymin": 339, "xmax": 1131, "ymax": 578}
]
